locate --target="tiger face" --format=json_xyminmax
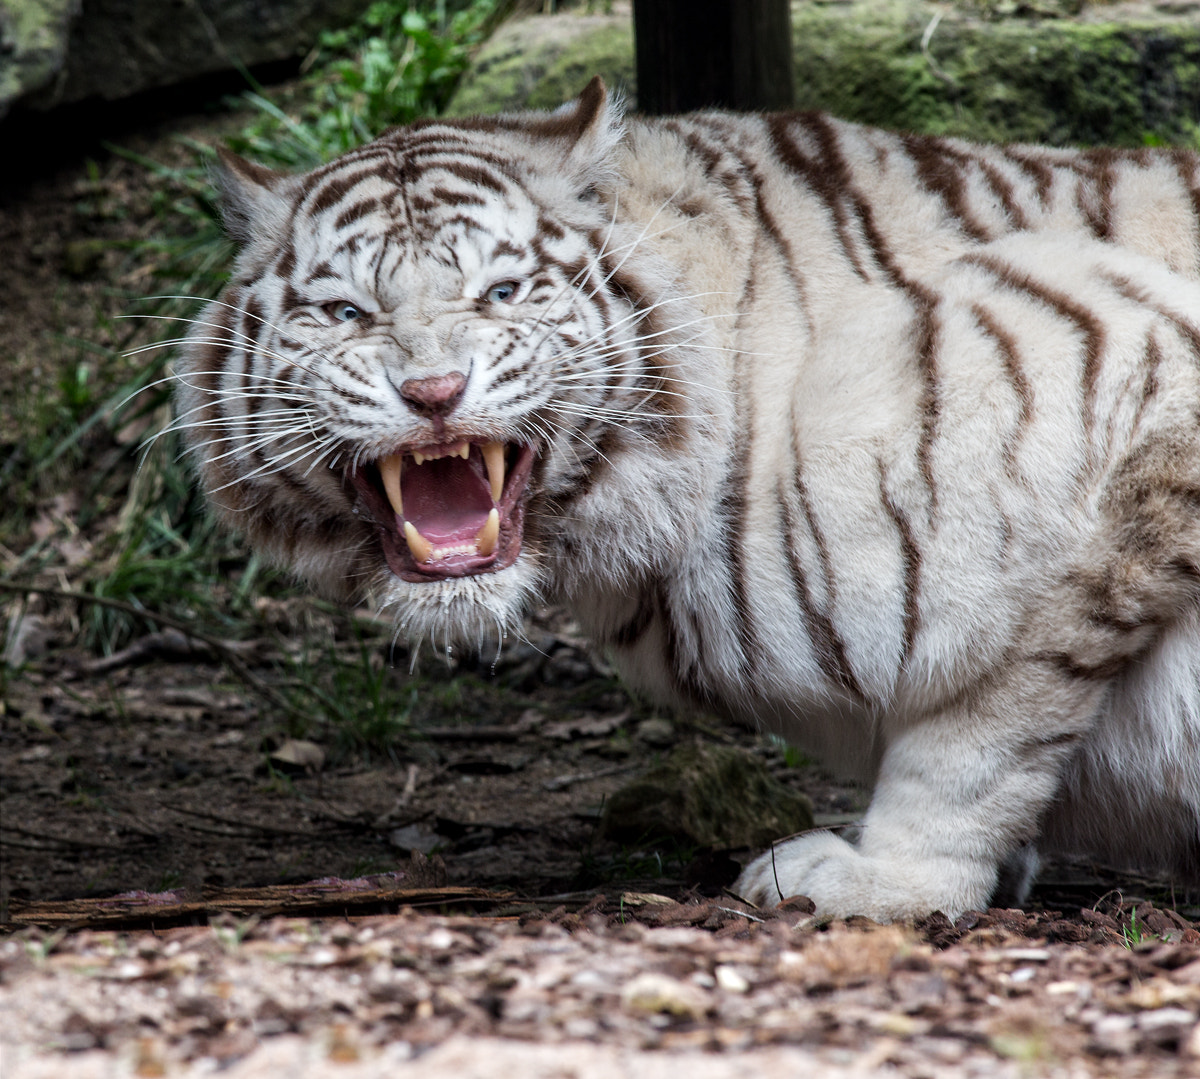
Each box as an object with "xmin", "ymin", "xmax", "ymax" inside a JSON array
[{"xmin": 178, "ymin": 80, "xmax": 707, "ymax": 646}]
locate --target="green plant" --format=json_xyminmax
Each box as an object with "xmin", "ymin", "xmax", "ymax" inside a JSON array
[
  {"xmin": 277, "ymin": 627, "xmax": 418, "ymax": 760},
  {"xmin": 231, "ymin": 0, "xmax": 500, "ymax": 168},
  {"xmin": 1120, "ymin": 907, "xmax": 1165, "ymax": 949}
]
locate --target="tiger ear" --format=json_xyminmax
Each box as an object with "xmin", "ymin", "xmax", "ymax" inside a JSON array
[
  {"xmin": 547, "ymin": 76, "xmax": 624, "ymax": 187},
  {"xmin": 213, "ymin": 147, "xmax": 294, "ymax": 245}
]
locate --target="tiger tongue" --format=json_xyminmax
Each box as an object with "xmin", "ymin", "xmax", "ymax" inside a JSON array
[{"xmin": 401, "ymin": 453, "xmax": 494, "ymax": 546}]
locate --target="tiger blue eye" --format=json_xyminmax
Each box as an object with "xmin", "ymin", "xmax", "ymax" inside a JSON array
[
  {"xmin": 486, "ymin": 282, "xmax": 519, "ymax": 304},
  {"xmin": 327, "ymin": 301, "xmax": 360, "ymax": 322}
]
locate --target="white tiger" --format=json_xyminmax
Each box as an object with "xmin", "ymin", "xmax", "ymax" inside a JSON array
[{"xmin": 177, "ymin": 78, "xmax": 1200, "ymax": 921}]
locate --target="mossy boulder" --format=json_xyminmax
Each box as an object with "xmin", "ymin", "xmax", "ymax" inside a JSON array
[
  {"xmin": 448, "ymin": 6, "xmax": 635, "ymax": 116},
  {"xmin": 447, "ymin": 0, "xmax": 1200, "ymax": 147},
  {"xmin": 600, "ymin": 741, "xmax": 814, "ymax": 850},
  {"xmin": 1, "ymin": 0, "xmax": 374, "ymax": 119},
  {"xmin": 790, "ymin": 0, "xmax": 1200, "ymax": 147},
  {"xmin": 0, "ymin": 0, "xmax": 78, "ymax": 121}
]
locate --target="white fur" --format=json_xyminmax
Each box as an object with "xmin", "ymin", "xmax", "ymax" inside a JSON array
[{"xmin": 181, "ymin": 87, "xmax": 1200, "ymax": 920}]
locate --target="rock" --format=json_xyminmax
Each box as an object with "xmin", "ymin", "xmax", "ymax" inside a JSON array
[
  {"xmin": 634, "ymin": 716, "xmax": 675, "ymax": 748},
  {"xmin": 620, "ymin": 971, "xmax": 709, "ymax": 1019},
  {"xmin": 448, "ymin": 5, "xmax": 634, "ymax": 118},
  {"xmin": 599, "ymin": 740, "xmax": 813, "ymax": 850},
  {"xmin": 3, "ymin": 610, "xmax": 52, "ymax": 666},
  {"xmin": 268, "ymin": 738, "xmax": 326, "ymax": 775},
  {"xmin": 1, "ymin": 0, "xmax": 373, "ymax": 120},
  {"xmin": 0, "ymin": 0, "xmax": 80, "ymax": 120}
]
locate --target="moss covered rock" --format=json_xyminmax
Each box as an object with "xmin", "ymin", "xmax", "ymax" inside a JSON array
[
  {"xmin": 600, "ymin": 741, "xmax": 814, "ymax": 850},
  {"xmin": 447, "ymin": 0, "xmax": 1200, "ymax": 147},
  {"xmin": 448, "ymin": 6, "xmax": 634, "ymax": 116},
  {"xmin": 790, "ymin": 0, "xmax": 1200, "ymax": 147},
  {"xmin": 0, "ymin": 0, "xmax": 78, "ymax": 121}
]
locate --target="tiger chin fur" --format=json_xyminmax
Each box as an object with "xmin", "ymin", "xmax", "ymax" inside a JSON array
[{"xmin": 177, "ymin": 77, "xmax": 1200, "ymax": 921}]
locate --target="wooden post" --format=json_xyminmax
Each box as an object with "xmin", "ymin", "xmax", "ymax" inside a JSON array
[{"xmin": 633, "ymin": 0, "xmax": 794, "ymax": 115}]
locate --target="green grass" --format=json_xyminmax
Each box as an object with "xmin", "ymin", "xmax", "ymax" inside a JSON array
[{"xmin": 1120, "ymin": 907, "xmax": 1166, "ymax": 949}]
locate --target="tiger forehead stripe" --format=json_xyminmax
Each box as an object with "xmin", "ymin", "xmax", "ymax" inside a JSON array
[
  {"xmin": 305, "ymin": 164, "xmax": 395, "ymax": 217},
  {"xmin": 335, "ymin": 199, "xmax": 381, "ymax": 230}
]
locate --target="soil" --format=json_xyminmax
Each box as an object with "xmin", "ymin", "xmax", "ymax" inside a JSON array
[{"xmin": 2, "ymin": 91, "xmax": 1199, "ymax": 1078}]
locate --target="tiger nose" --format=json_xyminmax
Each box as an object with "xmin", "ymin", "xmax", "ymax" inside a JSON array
[{"xmin": 399, "ymin": 371, "xmax": 467, "ymax": 417}]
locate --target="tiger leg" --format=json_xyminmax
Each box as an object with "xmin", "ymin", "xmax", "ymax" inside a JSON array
[{"xmin": 734, "ymin": 658, "xmax": 1109, "ymax": 921}]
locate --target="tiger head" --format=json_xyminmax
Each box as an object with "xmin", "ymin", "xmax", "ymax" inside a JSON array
[{"xmin": 177, "ymin": 78, "xmax": 725, "ymax": 649}]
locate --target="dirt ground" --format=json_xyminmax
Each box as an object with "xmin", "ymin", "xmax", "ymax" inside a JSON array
[{"xmin": 3, "ymin": 92, "xmax": 1200, "ymax": 1078}]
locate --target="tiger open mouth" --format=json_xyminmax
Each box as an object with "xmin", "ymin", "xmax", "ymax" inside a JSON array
[{"xmin": 348, "ymin": 441, "xmax": 535, "ymax": 583}]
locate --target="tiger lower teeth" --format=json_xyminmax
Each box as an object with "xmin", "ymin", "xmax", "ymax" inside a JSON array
[
  {"xmin": 402, "ymin": 508, "xmax": 502, "ymax": 564},
  {"xmin": 477, "ymin": 508, "xmax": 500, "ymax": 557},
  {"xmin": 403, "ymin": 521, "xmax": 433, "ymax": 563}
]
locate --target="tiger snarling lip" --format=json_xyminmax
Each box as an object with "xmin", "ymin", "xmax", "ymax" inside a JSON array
[{"xmin": 348, "ymin": 441, "xmax": 536, "ymax": 583}]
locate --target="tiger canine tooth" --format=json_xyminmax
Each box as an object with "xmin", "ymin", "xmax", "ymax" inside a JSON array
[
  {"xmin": 482, "ymin": 441, "xmax": 505, "ymax": 503},
  {"xmin": 379, "ymin": 454, "xmax": 403, "ymax": 517},
  {"xmin": 476, "ymin": 508, "xmax": 500, "ymax": 557},
  {"xmin": 403, "ymin": 521, "xmax": 434, "ymax": 563}
]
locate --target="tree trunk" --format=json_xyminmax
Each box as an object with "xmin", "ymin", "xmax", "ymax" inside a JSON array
[{"xmin": 633, "ymin": 0, "xmax": 794, "ymax": 115}]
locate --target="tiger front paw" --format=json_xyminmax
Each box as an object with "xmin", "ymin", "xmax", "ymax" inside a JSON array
[{"xmin": 733, "ymin": 831, "xmax": 992, "ymax": 923}]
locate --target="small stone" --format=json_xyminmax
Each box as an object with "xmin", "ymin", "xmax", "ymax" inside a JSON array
[
  {"xmin": 1136, "ymin": 1007, "xmax": 1197, "ymax": 1046},
  {"xmin": 269, "ymin": 739, "xmax": 325, "ymax": 774},
  {"xmin": 620, "ymin": 972, "xmax": 709, "ymax": 1019},
  {"xmin": 1090, "ymin": 1014, "xmax": 1138, "ymax": 1055},
  {"xmin": 714, "ymin": 965, "xmax": 750, "ymax": 993},
  {"xmin": 425, "ymin": 928, "xmax": 456, "ymax": 951},
  {"xmin": 636, "ymin": 717, "xmax": 676, "ymax": 747}
]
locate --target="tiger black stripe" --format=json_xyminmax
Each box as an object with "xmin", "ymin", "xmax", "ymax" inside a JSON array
[
  {"xmin": 1129, "ymin": 335, "xmax": 1164, "ymax": 439},
  {"xmin": 1032, "ymin": 649, "xmax": 1131, "ymax": 682},
  {"xmin": 777, "ymin": 474, "xmax": 867, "ymax": 702},
  {"xmin": 720, "ymin": 135, "xmax": 815, "ymax": 331},
  {"xmin": 1171, "ymin": 152, "xmax": 1200, "ymax": 238},
  {"xmin": 999, "ymin": 148, "xmax": 1055, "ymax": 209},
  {"xmin": 429, "ymin": 186, "xmax": 487, "ymax": 207},
  {"xmin": 1077, "ymin": 149, "xmax": 1121, "ymax": 240},
  {"xmin": 769, "ymin": 114, "xmax": 871, "ymax": 280},
  {"xmin": 662, "ymin": 120, "xmax": 756, "ymax": 215},
  {"xmin": 717, "ymin": 286, "xmax": 763, "ymax": 684},
  {"xmin": 964, "ymin": 252, "xmax": 1108, "ymax": 456},
  {"xmin": 877, "ymin": 460, "xmax": 922, "ymax": 666},
  {"xmin": 1098, "ymin": 272, "xmax": 1200, "ymax": 361},
  {"xmin": 610, "ymin": 590, "xmax": 655, "ymax": 648},
  {"xmin": 335, "ymin": 199, "xmax": 380, "ymax": 230},
  {"xmin": 656, "ymin": 579, "xmax": 717, "ymax": 708},
  {"xmin": 306, "ymin": 166, "xmax": 392, "ymax": 218},
  {"xmin": 899, "ymin": 134, "xmax": 997, "ymax": 241},
  {"xmin": 970, "ymin": 302, "xmax": 1034, "ymax": 480}
]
